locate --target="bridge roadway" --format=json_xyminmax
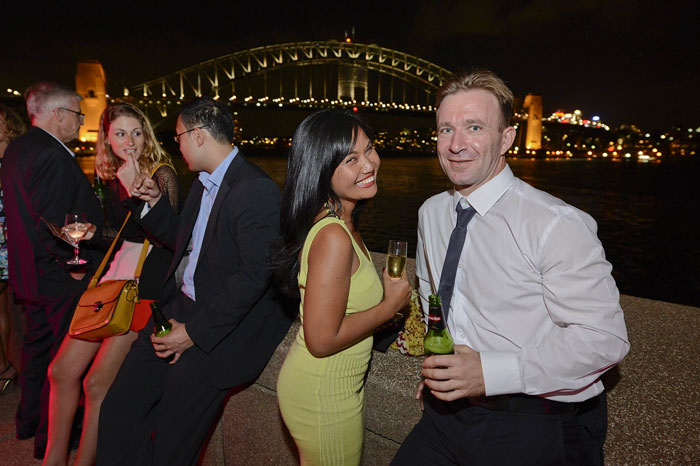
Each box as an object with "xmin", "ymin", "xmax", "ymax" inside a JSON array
[{"xmin": 1, "ymin": 254, "xmax": 698, "ymax": 464}]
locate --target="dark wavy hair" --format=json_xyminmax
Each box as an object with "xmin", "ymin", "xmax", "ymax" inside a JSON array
[{"xmin": 270, "ymin": 108, "xmax": 374, "ymax": 298}]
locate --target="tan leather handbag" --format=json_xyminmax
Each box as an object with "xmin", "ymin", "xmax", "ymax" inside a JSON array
[
  {"xmin": 68, "ymin": 211, "xmax": 149, "ymax": 340},
  {"xmin": 69, "ymin": 163, "xmax": 173, "ymax": 340}
]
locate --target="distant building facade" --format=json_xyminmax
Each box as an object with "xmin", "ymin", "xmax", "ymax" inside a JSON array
[{"xmin": 76, "ymin": 60, "xmax": 107, "ymax": 143}]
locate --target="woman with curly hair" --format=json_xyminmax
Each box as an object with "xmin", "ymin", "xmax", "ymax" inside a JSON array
[
  {"xmin": 0, "ymin": 103, "xmax": 26, "ymax": 394},
  {"xmin": 42, "ymin": 102, "xmax": 179, "ymax": 466}
]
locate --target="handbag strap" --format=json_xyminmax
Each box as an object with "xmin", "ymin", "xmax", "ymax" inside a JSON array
[
  {"xmin": 87, "ymin": 162, "xmax": 174, "ymax": 289},
  {"xmin": 133, "ymin": 238, "xmax": 150, "ymax": 279},
  {"xmin": 87, "ymin": 212, "xmax": 134, "ymax": 289}
]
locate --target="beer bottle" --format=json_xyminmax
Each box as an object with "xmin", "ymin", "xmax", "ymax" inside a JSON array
[
  {"xmin": 93, "ymin": 175, "xmax": 111, "ymax": 230},
  {"xmin": 151, "ymin": 302, "xmax": 172, "ymax": 337},
  {"xmin": 93, "ymin": 175, "xmax": 107, "ymax": 209},
  {"xmin": 423, "ymin": 294, "xmax": 454, "ymax": 355}
]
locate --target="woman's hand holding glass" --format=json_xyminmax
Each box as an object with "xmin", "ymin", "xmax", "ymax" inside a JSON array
[
  {"xmin": 386, "ymin": 240, "xmax": 408, "ymax": 280},
  {"xmin": 380, "ymin": 266, "xmax": 412, "ymax": 320}
]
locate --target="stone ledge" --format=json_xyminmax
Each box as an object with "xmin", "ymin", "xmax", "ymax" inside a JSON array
[
  {"xmin": 203, "ymin": 255, "xmax": 700, "ymax": 465},
  {"xmin": 2, "ymin": 254, "xmax": 697, "ymax": 465}
]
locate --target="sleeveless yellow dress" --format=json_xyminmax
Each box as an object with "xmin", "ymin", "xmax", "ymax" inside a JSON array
[{"xmin": 277, "ymin": 217, "xmax": 383, "ymax": 466}]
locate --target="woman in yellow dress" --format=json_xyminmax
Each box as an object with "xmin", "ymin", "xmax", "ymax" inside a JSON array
[{"xmin": 273, "ymin": 109, "xmax": 411, "ymax": 465}]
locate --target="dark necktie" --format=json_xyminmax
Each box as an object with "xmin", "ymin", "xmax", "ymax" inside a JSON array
[{"xmin": 437, "ymin": 203, "xmax": 476, "ymax": 321}]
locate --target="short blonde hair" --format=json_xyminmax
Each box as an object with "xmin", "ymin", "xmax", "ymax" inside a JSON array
[
  {"xmin": 95, "ymin": 102, "xmax": 172, "ymax": 180},
  {"xmin": 436, "ymin": 70, "xmax": 514, "ymax": 129}
]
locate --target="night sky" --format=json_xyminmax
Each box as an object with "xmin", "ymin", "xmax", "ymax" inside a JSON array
[{"xmin": 3, "ymin": 0, "xmax": 698, "ymax": 130}]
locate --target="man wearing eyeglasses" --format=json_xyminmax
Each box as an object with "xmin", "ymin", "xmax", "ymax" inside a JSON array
[
  {"xmin": 1, "ymin": 81, "xmax": 104, "ymax": 459},
  {"xmin": 98, "ymin": 97, "xmax": 292, "ymax": 465}
]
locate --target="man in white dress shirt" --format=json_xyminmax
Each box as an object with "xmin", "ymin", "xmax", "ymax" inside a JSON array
[{"xmin": 392, "ymin": 70, "xmax": 629, "ymax": 465}]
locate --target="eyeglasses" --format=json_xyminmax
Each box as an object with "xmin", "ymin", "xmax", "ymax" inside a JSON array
[
  {"xmin": 174, "ymin": 125, "xmax": 209, "ymax": 144},
  {"xmin": 58, "ymin": 107, "xmax": 85, "ymax": 122}
]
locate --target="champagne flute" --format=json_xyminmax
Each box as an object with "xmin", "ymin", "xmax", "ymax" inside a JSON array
[
  {"xmin": 63, "ymin": 212, "xmax": 89, "ymax": 265},
  {"xmin": 386, "ymin": 240, "xmax": 408, "ymax": 280}
]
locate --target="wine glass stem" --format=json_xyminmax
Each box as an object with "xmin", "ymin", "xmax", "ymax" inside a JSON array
[{"xmin": 74, "ymin": 246, "xmax": 80, "ymax": 262}]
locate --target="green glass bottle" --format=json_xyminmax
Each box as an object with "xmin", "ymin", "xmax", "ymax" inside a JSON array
[
  {"xmin": 93, "ymin": 175, "xmax": 106, "ymax": 206},
  {"xmin": 93, "ymin": 175, "xmax": 111, "ymax": 231},
  {"xmin": 423, "ymin": 294, "xmax": 454, "ymax": 355},
  {"xmin": 151, "ymin": 302, "xmax": 172, "ymax": 337}
]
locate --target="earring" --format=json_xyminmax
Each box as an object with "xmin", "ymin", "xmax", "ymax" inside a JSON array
[{"xmin": 324, "ymin": 201, "xmax": 340, "ymax": 218}]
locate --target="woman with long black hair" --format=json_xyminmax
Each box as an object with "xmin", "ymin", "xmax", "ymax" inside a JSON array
[{"xmin": 273, "ymin": 109, "xmax": 411, "ymax": 465}]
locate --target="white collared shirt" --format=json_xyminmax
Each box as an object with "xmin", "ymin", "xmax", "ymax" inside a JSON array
[
  {"xmin": 38, "ymin": 127, "xmax": 75, "ymax": 158},
  {"xmin": 416, "ymin": 164, "xmax": 630, "ymax": 402},
  {"xmin": 181, "ymin": 147, "xmax": 238, "ymax": 301}
]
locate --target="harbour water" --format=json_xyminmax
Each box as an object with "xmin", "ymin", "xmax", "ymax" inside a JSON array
[
  {"xmin": 79, "ymin": 154, "xmax": 700, "ymax": 308},
  {"xmin": 254, "ymin": 154, "xmax": 700, "ymax": 308}
]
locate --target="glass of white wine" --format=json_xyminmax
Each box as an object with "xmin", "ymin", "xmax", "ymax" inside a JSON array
[
  {"xmin": 386, "ymin": 240, "xmax": 408, "ymax": 280},
  {"xmin": 63, "ymin": 212, "xmax": 89, "ymax": 265}
]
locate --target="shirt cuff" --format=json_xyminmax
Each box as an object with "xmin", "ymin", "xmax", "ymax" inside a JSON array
[{"xmin": 480, "ymin": 351, "xmax": 523, "ymax": 396}]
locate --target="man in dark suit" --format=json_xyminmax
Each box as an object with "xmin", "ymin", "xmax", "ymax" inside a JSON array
[
  {"xmin": 98, "ymin": 97, "xmax": 293, "ymax": 465},
  {"xmin": 1, "ymin": 81, "xmax": 104, "ymax": 457}
]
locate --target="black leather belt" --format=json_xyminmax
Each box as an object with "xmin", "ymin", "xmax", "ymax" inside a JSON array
[{"xmin": 471, "ymin": 394, "xmax": 597, "ymax": 415}]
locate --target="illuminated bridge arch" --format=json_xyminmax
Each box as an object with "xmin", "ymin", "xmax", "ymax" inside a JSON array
[{"xmin": 127, "ymin": 41, "xmax": 453, "ymax": 112}]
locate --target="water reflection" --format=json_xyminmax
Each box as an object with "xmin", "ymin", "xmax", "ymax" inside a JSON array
[{"xmin": 76, "ymin": 154, "xmax": 700, "ymax": 307}]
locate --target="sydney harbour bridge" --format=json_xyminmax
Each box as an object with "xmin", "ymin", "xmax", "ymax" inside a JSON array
[
  {"xmin": 76, "ymin": 40, "xmax": 608, "ymax": 155},
  {"xmin": 123, "ymin": 40, "xmax": 453, "ymax": 116}
]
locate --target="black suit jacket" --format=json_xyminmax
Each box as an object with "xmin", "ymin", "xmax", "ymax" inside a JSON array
[
  {"xmin": 137, "ymin": 151, "xmax": 292, "ymax": 389},
  {"xmin": 1, "ymin": 126, "xmax": 104, "ymax": 301}
]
